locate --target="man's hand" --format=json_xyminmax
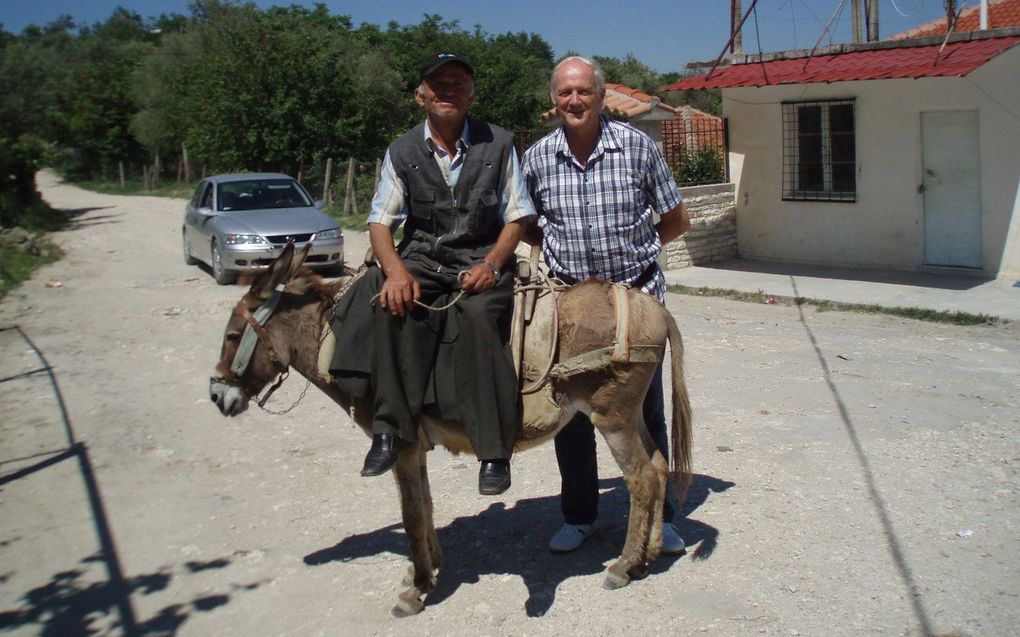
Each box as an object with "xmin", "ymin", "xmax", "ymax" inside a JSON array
[
  {"xmin": 378, "ymin": 264, "xmax": 420, "ymax": 316},
  {"xmin": 460, "ymin": 262, "xmax": 497, "ymax": 293},
  {"xmin": 368, "ymin": 222, "xmax": 420, "ymax": 316}
]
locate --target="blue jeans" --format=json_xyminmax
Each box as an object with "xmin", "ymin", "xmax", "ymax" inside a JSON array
[{"xmin": 553, "ymin": 363, "xmax": 676, "ymax": 525}]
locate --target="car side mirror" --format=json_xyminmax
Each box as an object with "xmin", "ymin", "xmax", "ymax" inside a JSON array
[{"xmin": 314, "ymin": 200, "xmax": 326, "ymax": 210}]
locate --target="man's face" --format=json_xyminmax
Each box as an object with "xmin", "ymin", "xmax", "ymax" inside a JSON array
[
  {"xmin": 552, "ymin": 60, "xmax": 605, "ymax": 135},
  {"xmin": 415, "ymin": 64, "xmax": 475, "ymax": 125}
]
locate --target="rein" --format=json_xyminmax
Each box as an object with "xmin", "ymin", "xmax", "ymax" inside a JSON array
[{"xmin": 367, "ymin": 270, "xmax": 470, "ymax": 312}]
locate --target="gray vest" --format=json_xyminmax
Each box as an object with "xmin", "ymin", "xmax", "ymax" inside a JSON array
[{"xmin": 390, "ymin": 117, "xmax": 513, "ymax": 270}]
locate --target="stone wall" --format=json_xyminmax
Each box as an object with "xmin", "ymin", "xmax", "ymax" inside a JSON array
[{"xmin": 660, "ymin": 183, "xmax": 736, "ymax": 269}]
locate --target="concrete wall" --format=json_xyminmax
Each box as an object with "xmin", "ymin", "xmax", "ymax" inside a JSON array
[
  {"xmin": 723, "ymin": 44, "xmax": 1020, "ymax": 277},
  {"xmin": 661, "ymin": 183, "xmax": 737, "ymax": 269}
]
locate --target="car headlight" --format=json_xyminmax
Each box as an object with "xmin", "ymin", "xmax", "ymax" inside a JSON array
[
  {"xmin": 224, "ymin": 234, "xmax": 269, "ymax": 246},
  {"xmin": 315, "ymin": 228, "xmax": 342, "ymax": 241}
]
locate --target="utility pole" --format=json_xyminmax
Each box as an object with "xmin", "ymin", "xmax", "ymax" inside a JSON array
[
  {"xmin": 731, "ymin": 0, "xmax": 743, "ymax": 55},
  {"xmin": 852, "ymin": 0, "xmax": 863, "ymax": 44},
  {"xmin": 865, "ymin": 0, "xmax": 879, "ymax": 41},
  {"xmin": 947, "ymin": 0, "xmax": 957, "ymax": 31}
]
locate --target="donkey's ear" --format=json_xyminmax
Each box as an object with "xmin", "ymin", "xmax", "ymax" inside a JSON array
[
  {"xmin": 252, "ymin": 243, "xmax": 294, "ymax": 300},
  {"xmin": 287, "ymin": 243, "xmax": 311, "ymax": 278}
]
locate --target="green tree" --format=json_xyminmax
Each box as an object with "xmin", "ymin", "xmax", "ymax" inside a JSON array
[
  {"xmin": 593, "ymin": 53, "xmax": 663, "ymax": 94},
  {"xmin": 0, "ymin": 20, "xmax": 70, "ymax": 225},
  {"xmin": 50, "ymin": 9, "xmax": 153, "ymax": 179},
  {"xmin": 135, "ymin": 1, "xmax": 407, "ymax": 175}
]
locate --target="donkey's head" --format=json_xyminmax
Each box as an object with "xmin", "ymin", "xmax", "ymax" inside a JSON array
[{"xmin": 209, "ymin": 242, "xmax": 312, "ymax": 416}]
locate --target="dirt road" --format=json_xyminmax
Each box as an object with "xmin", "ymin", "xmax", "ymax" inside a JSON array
[{"xmin": 1, "ymin": 171, "xmax": 1018, "ymax": 636}]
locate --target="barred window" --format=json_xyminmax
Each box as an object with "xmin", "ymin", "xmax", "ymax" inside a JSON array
[{"xmin": 782, "ymin": 100, "xmax": 856, "ymax": 202}]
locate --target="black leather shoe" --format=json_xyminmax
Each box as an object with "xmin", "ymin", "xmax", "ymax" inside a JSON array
[
  {"xmin": 361, "ymin": 434, "xmax": 404, "ymax": 476},
  {"xmin": 478, "ymin": 459, "xmax": 511, "ymax": 495}
]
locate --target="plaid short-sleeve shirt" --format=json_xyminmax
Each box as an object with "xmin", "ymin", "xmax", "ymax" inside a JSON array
[{"xmin": 522, "ymin": 116, "xmax": 682, "ymax": 301}]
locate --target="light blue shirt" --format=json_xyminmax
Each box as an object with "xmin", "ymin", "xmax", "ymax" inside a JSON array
[{"xmin": 368, "ymin": 119, "xmax": 535, "ymax": 229}]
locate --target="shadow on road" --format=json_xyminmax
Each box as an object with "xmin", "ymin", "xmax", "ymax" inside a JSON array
[
  {"xmin": 303, "ymin": 472, "xmax": 733, "ymax": 617},
  {"xmin": 790, "ymin": 278, "xmax": 937, "ymax": 637},
  {"xmin": 0, "ymin": 325, "xmax": 263, "ymax": 636}
]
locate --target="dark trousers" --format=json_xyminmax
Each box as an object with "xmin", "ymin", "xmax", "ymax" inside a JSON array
[
  {"xmin": 554, "ymin": 362, "xmax": 676, "ymax": 525},
  {"xmin": 332, "ymin": 259, "xmax": 519, "ymax": 460}
]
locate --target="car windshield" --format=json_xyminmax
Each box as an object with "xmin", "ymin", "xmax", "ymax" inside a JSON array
[{"xmin": 217, "ymin": 179, "xmax": 313, "ymax": 211}]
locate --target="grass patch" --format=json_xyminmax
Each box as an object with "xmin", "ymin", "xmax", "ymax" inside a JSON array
[
  {"xmin": 74, "ymin": 178, "xmax": 196, "ymax": 199},
  {"xmin": 1, "ymin": 209, "xmax": 64, "ymax": 300},
  {"xmin": 326, "ymin": 206, "xmax": 370, "ymax": 233},
  {"xmin": 668, "ymin": 284, "xmax": 1003, "ymax": 327}
]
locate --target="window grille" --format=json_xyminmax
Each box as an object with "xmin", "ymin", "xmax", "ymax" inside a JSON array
[{"xmin": 782, "ymin": 99, "xmax": 856, "ymax": 202}]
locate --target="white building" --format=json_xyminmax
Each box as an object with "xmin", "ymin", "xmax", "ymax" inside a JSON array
[{"xmin": 664, "ymin": 28, "xmax": 1020, "ymax": 279}]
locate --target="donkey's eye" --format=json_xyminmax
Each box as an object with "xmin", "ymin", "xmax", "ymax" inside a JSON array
[{"xmin": 226, "ymin": 333, "xmax": 242, "ymax": 343}]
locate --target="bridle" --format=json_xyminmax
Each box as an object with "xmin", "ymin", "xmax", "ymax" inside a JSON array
[
  {"xmin": 231, "ymin": 283, "xmax": 286, "ymax": 377},
  {"xmin": 210, "ymin": 283, "xmax": 291, "ymax": 409}
]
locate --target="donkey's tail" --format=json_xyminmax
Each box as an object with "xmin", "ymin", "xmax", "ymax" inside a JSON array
[{"xmin": 664, "ymin": 307, "xmax": 694, "ymax": 506}]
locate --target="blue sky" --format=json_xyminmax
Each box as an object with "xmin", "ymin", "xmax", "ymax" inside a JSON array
[{"xmin": 1, "ymin": 1, "xmax": 953, "ymax": 72}]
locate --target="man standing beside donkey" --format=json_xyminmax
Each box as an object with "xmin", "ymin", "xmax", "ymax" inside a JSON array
[{"xmin": 522, "ymin": 55, "xmax": 692, "ymax": 554}]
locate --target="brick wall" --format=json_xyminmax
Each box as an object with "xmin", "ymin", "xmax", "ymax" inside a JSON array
[{"xmin": 660, "ymin": 183, "xmax": 737, "ymax": 269}]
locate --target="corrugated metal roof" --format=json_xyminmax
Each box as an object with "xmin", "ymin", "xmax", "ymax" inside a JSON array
[
  {"xmin": 661, "ymin": 35, "xmax": 1020, "ymax": 91},
  {"xmin": 889, "ymin": 0, "xmax": 1020, "ymax": 39}
]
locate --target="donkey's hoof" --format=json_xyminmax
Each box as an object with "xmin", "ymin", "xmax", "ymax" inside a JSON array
[{"xmin": 602, "ymin": 570, "xmax": 631, "ymax": 590}]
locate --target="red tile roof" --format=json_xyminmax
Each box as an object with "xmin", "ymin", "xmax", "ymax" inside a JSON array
[
  {"xmin": 889, "ymin": 0, "xmax": 1020, "ymax": 39},
  {"xmin": 660, "ymin": 35, "xmax": 1020, "ymax": 90}
]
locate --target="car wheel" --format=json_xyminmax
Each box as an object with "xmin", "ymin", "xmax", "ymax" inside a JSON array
[
  {"xmin": 182, "ymin": 230, "xmax": 198, "ymax": 265},
  {"xmin": 211, "ymin": 240, "xmax": 236, "ymax": 285}
]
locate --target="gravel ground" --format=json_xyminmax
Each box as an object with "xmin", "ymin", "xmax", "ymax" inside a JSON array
[{"xmin": 1, "ymin": 170, "xmax": 1018, "ymax": 636}]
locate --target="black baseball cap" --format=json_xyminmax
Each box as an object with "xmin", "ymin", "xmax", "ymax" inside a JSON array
[{"xmin": 419, "ymin": 52, "xmax": 475, "ymax": 80}]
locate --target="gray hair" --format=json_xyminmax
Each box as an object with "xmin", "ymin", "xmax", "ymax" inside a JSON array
[{"xmin": 549, "ymin": 55, "xmax": 606, "ymax": 98}]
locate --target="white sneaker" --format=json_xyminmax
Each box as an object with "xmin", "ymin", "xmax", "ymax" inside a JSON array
[
  {"xmin": 661, "ymin": 522, "xmax": 686, "ymax": 554},
  {"xmin": 548, "ymin": 523, "xmax": 594, "ymax": 553}
]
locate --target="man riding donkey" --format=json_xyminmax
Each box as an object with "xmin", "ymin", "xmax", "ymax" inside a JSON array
[{"xmin": 329, "ymin": 52, "xmax": 536, "ymax": 495}]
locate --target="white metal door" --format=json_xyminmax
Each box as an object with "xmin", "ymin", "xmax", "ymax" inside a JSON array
[{"xmin": 921, "ymin": 111, "xmax": 982, "ymax": 268}]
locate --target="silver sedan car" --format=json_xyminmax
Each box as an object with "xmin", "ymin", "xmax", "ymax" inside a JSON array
[{"xmin": 182, "ymin": 173, "xmax": 344, "ymax": 284}]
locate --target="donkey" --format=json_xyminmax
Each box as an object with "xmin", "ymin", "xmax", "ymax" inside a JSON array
[{"xmin": 209, "ymin": 243, "xmax": 693, "ymax": 616}]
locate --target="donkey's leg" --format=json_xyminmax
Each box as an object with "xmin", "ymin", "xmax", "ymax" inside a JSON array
[
  {"xmin": 591, "ymin": 393, "xmax": 668, "ymax": 589},
  {"xmin": 401, "ymin": 452, "xmax": 442, "ymax": 586},
  {"xmin": 418, "ymin": 449, "xmax": 443, "ymax": 570},
  {"xmin": 391, "ymin": 446, "xmax": 438, "ymax": 617}
]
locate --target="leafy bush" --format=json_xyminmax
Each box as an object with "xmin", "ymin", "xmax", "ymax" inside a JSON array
[{"xmin": 675, "ymin": 144, "xmax": 725, "ymax": 186}]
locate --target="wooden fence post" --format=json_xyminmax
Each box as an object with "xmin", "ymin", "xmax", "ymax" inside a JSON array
[
  {"xmin": 182, "ymin": 143, "xmax": 190, "ymax": 183},
  {"xmin": 119, "ymin": 161, "xmax": 125, "ymax": 188},
  {"xmin": 323, "ymin": 157, "xmax": 333, "ymax": 205},
  {"xmin": 343, "ymin": 158, "xmax": 358, "ymax": 216}
]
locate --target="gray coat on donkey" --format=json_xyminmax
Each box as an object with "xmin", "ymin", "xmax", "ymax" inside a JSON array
[{"xmin": 209, "ymin": 243, "xmax": 693, "ymax": 617}]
